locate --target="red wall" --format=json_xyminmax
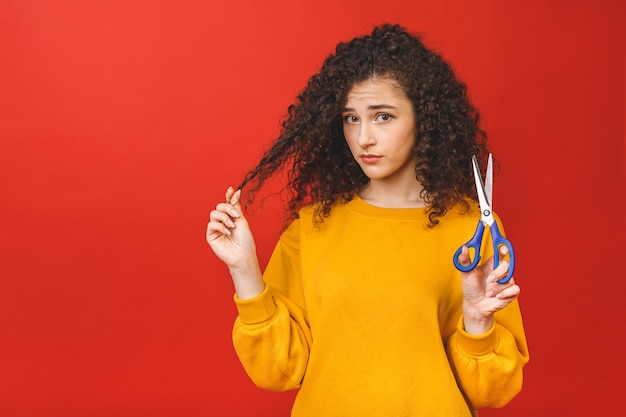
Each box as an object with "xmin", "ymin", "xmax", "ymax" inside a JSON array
[{"xmin": 1, "ymin": 1, "xmax": 624, "ymax": 416}]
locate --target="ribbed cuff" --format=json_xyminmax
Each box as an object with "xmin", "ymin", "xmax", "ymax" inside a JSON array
[
  {"xmin": 455, "ymin": 316, "xmax": 498, "ymax": 357},
  {"xmin": 233, "ymin": 286, "xmax": 277, "ymax": 325}
]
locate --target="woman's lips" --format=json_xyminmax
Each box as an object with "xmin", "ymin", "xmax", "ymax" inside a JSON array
[{"xmin": 360, "ymin": 154, "xmax": 382, "ymax": 163}]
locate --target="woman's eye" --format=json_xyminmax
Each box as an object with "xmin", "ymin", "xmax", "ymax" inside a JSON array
[
  {"xmin": 375, "ymin": 113, "xmax": 392, "ymax": 122},
  {"xmin": 344, "ymin": 115, "xmax": 358, "ymax": 124}
]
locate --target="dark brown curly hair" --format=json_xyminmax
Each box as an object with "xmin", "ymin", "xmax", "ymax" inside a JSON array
[{"xmin": 238, "ymin": 23, "xmax": 491, "ymax": 227}]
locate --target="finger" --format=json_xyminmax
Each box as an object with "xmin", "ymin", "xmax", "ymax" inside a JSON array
[
  {"xmin": 206, "ymin": 219, "xmax": 232, "ymax": 238},
  {"xmin": 485, "ymin": 259, "xmax": 510, "ymax": 284},
  {"xmin": 458, "ymin": 245, "xmax": 471, "ymax": 267},
  {"xmin": 487, "ymin": 276, "xmax": 516, "ymax": 293},
  {"xmin": 224, "ymin": 186, "xmax": 236, "ymax": 204},
  {"xmin": 231, "ymin": 189, "xmax": 242, "ymax": 207},
  {"xmin": 215, "ymin": 202, "xmax": 241, "ymax": 219},
  {"xmin": 486, "ymin": 275, "xmax": 515, "ymax": 291},
  {"xmin": 226, "ymin": 189, "xmax": 246, "ymax": 220},
  {"xmin": 496, "ymin": 244, "xmax": 512, "ymax": 266},
  {"xmin": 485, "ymin": 275, "xmax": 515, "ymax": 296},
  {"xmin": 495, "ymin": 284, "xmax": 520, "ymax": 300},
  {"xmin": 209, "ymin": 210, "xmax": 236, "ymax": 228}
]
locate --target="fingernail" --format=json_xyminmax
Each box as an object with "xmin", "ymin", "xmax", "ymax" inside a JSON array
[
  {"xmin": 485, "ymin": 291, "xmax": 494, "ymax": 298},
  {"xmin": 486, "ymin": 274, "xmax": 495, "ymax": 283},
  {"xmin": 228, "ymin": 219, "xmax": 235, "ymax": 228},
  {"xmin": 230, "ymin": 209, "xmax": 240, "ymax": 218}
]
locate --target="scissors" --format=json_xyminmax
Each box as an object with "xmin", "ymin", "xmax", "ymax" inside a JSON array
[{"xmin": 453, "ymin": 153, "xmax": 515, "ymax": 284}]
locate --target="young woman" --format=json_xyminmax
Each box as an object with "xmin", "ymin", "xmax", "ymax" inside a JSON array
[{"xmin": 207, "ymin": 24, "xmax": 529, "ymax": 416}]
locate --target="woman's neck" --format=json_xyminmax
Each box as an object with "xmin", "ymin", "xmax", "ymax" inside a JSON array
[{"xmin": 357, "ymin": 179, "xmax": 425, "ymax": 208}]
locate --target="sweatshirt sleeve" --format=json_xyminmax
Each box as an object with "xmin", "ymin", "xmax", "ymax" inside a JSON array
[
  {"xmin": 446, "ymin": 212, "xmax": 530, "ymax": 409},
  {"xmin": 232, "ymin": 218, "xmax": 312, "ymax": 392},
  {"xmin": 446, "ymin": 300, "xmax": 529, "ymax": 408}
]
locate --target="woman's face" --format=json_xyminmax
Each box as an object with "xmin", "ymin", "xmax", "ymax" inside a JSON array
[{"xmin": 342, "ymin": 78, "xmax": 417, "ymax": 184}]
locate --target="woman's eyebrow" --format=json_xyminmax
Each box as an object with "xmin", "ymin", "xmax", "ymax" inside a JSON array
[
  {"xmin": 369, "ymin": 104, "xmax": 397, "ymax": 110},
  {"xmin": 342, "ymin": 104, "xmax": 397, "ymax": 112}
]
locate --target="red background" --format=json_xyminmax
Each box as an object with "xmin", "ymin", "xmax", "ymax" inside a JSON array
[{"xmin": 1, "ymin": 1, "xmax": 624, "ymax": 416}]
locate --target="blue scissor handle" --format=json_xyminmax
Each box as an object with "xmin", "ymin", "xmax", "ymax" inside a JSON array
[
  {"xmin": 489, "ymin": 222, "xmax": 515, "ymax": 284},
  {"xmin": 453, "ymin": 220, "xmax": 485, "ymax": 272},
  {"xmin": 453, "ymin": 220, "xmax": 515, "ymax": 284}
]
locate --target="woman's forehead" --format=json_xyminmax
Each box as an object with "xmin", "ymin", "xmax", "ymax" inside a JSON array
[{"xmin": 345, "ymin": 78, "xmax": 408, "ymax": 104}]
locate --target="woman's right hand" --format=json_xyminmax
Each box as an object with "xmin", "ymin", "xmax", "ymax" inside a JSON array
[
  {"xmin": 206, "ymin": 186, "xmax": 257, "ymax": 269},
  {"xmin": 207, "ymin": 186, "xmax": 265, "ymax": 300}
]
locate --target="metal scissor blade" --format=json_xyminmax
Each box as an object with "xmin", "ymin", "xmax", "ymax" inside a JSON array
[
  {"xmin": 472, "ymin": 155, "xmax": 492, "ymax": 216},
  {"xmin": 485, "ymin": 153, "xmax": 493, "ymax": 206}
]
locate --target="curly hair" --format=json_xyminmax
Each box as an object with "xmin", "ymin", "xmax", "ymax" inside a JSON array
[{"xmin": 238, "ymin": 23, "xmax": 490, "ymax": 227}]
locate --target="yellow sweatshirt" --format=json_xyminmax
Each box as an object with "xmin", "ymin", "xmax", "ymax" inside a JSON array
[{"xmin": 233, "ymin": 196, "xmax": 529, "ymax": 416}]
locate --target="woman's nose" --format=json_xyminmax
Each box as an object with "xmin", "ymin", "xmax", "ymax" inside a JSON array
[{"xmin": 357, "ymin": 124, "xmax": 375, "ymax": 148}]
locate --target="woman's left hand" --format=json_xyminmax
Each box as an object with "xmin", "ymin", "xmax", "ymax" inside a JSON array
[{"xmin": 457, "ymin": 245, "xmax": 521, "ymax": 335}]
